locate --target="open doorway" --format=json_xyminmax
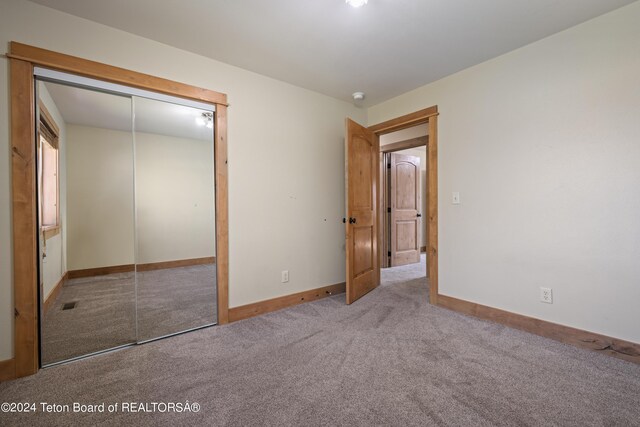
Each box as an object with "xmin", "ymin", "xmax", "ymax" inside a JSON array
[
  {"xmin": 380, "ymin": 124, "xmax": 428, "ymax": 272},
  {"xmin": 344, "ymin": 106, "xmax": 438, "ymax": 306}
]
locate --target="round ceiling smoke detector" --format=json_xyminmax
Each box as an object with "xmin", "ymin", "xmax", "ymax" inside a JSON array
[{"xmin": 352, "ymin": 92, "xmax": 365, "ymax": 102}]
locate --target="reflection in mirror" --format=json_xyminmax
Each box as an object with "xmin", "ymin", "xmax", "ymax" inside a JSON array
[
  {"xmin": 134, "ymin": 97, "xmax": 217, "ymax": 341},
  {"xmin": 38, "ymin": 80, "xmax": 136, "ymax": 365}
]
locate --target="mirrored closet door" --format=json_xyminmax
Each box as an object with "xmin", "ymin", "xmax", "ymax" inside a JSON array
[
  {"xmin": 38, "ymin": 79, "xmax": 136, "ymax": 365},
  {"xmin": 37, "ymin": 71, "xmax": 218, "ymax": 367},
  {"xmin": 134, "ymin": 97, "xmax": 217, "ymax": 342}
]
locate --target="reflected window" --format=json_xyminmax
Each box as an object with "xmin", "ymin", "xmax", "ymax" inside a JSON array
[{"xmin": 39, "ymin": 106, "xmax": 60, "ymax": 232}]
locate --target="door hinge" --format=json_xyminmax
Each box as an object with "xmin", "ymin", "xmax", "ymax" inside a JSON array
[
  {"xmin": 387, "ymin": 163, "xmax": 391, "ymax": 169},
  {"xmin": 388, "ymin": 251, "xmax": 391, "ymax": 257},
  {"xmin": 387, "ymin": 207, "xmax": 391, "ymax": 213}
]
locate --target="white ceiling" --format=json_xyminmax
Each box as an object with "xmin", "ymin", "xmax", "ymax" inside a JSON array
[
  {"xmin": 44, "ymin": 81, "xmax": 214, "ymax": 141},
  {"xmin": 31, "ymin": 0, "xmax": 636, "ymax": 106}
]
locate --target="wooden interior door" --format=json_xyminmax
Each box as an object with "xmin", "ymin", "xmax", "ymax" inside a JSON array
[
  {"xmin": 390, "ymin": 152, "xmax": 421, "ymax": 266},
  {"xmin": 345, "ymin": 118, "xmax": 378, "ymax": 304}
]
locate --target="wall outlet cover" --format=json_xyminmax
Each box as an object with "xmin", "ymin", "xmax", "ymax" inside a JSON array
[{"xmin": 540, "ymin": 287, "xmax": 553, "ymax": 304}]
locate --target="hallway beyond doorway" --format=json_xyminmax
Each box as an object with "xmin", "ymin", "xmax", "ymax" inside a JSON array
[{"xmin": 381, "ymin": 253, "xmax": 427, "ymax": 287}]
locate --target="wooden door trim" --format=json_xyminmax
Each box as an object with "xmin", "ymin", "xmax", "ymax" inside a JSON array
[
  {"xmin": 380, "ymin": 135, "xmax": 428, "ymax": 153},
  {"xmin": 427, "ymin": 116, "xmax": 438, "ymax": 303},
  {"xmin": 381, "ymin": 153, "xmax": 389, "ymax": 268},
  {"xmin": 10, "ymin": 57, "xmax": 38, "ymax": 380},
  {"xmin": 214, "ymin": 104, "xmax": 230, "ymax": 325},
  {"xmin": 7, "ymin": 42, "xmax": 228, "ymax": 106},
  {"xmin": 368, "ymin": 106, "xmax": 438, "ymax": 134},
  {"xmin": 369, "ymin": 106, "xmax": 438, "ymax": 304},
  {"xmin": 7, "ymin": 42, "xmax": 229, "ymax": 380}
]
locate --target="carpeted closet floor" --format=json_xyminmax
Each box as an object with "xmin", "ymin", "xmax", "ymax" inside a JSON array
[
  {"xmin": 1, "ymin": 255, "xmax": 639, "ymax": 426},
  {"xmin": 41, "ymin": 264, "xmax": 217, "ymax": 364}
]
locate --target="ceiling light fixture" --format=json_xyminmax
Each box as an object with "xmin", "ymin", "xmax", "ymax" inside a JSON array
[
  {"xmin": 346, "ymin": 0, "xmax": 368, "ymax": 8},
  {"xmin": 196, "ymin": 112, "xmax": 213, "ymax": 129}
]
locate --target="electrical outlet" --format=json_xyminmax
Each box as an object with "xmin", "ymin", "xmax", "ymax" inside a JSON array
[
  {"xmin": 540, "ymin": 287, "xmax": 553, "ymax": 304},
  {"xmin": 281, "ymin": 270, "xmax": 289, "ymax": 283}
]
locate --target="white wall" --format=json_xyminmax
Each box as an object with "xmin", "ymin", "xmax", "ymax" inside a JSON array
[
  {"xmin": 135, "ymin": 132, "xmax": 215, "ymax": 264},
  {"xmin": 38, "ymin": 82, "xmax": 67, "ymax": 300},
  {"xmin": 66, "ymin": 125, "xmax": 216, "ymax": 269},
  {"xmin": 380, "ymin": 123, "xmax": 428, "ymax": 146},
  {"xmin": 66, "ymin": 125, "xmax": 135, "ymax": 270},
  {"xmin": 0, "ymin": 0, "xmax": 365, "ymax": 360},
  {"xmin": 368, "ymin": 2, "xmax": 640, "ymax": 343}
]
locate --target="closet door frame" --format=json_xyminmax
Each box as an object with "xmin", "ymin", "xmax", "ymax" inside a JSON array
[{"xmin": 7, "ymin": 42, "xmax": 230, "ymax": 379}]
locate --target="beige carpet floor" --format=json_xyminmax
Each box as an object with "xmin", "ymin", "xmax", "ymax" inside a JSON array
[
  {"xmin": 2, "ymin": 255, "xmax": 639, "ymax": 426},
  {"xmin": 41, "ymin": 264, "xmax": 217, "ymax": 365}
]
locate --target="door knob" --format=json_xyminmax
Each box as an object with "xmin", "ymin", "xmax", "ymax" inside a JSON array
[
  {"xmin": 349, "ymin": 217, "xmax": 357, "ymax": 224},
  {"xmin": 417, "ymin": 213, "xmax": 422, "ymax": 217}
]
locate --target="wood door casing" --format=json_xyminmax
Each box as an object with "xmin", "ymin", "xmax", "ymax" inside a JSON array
[
  {"xmin": 8, "ymin": 43, "xmax": 229, "ymax": 379},
  {"xmin": 390, "ymin": 153, "xmax": 421, "ymax": 266},
  {"xmin": 345, "ymin": 118, "xmax": 378, "ymax": 304},
  {"xmin": 369, "ymin": 106, "xmax": 438, "ymax": 303}
]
